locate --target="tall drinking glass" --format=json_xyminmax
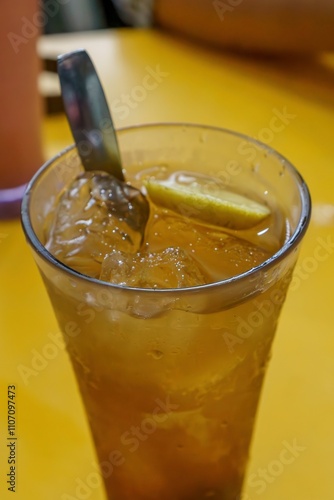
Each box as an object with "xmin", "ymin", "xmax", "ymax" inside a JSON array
[{"xmin": 22, "ymin": 124, "xmax": 311, "ymax": 499}]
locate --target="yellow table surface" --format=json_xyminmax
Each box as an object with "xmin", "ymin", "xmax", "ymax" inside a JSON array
[{"xmin": 1, "ymin": 29, "xmax": 334, "ymax": 499}]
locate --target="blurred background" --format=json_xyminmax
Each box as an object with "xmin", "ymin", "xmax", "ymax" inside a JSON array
[{"xmin": 43, "ymin": 0, "xmax": 127, "ymax": 33}]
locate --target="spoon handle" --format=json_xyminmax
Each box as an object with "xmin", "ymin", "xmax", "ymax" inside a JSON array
[{"xmin": 57, "ymin": 49, "xmax": 124, "ymax": 181}]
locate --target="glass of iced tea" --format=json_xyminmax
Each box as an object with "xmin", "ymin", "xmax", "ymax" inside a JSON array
[{"xmin": 22, "ymin": 124, "xmax": 310, "ymax": 499}]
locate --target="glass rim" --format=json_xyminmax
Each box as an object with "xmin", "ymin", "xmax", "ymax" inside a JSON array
[{"xmin": 21, "ymin": 122, "xmax": 311, "ymax": 295}]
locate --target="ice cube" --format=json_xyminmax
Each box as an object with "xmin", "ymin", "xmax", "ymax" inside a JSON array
[
  {"xmin": 45, "ymin": 171, "xmax": 149, "ymax": 278},
  {"xmin": 100, "ymin": 247, "xmax": 210, "ymax": 288},
  {"xmin": 145, "ymin": 211, "xmax": 271, "ymax": 280}
]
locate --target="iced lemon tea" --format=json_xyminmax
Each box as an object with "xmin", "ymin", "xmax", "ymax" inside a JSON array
[{"xmin": 22, "ymin": 124, "xmax": 310, "ymax": 499}]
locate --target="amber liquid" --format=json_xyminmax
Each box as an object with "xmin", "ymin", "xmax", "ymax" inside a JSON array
[{"xmin": 43, "ymin": 167, "xmax": 291, "ymax": 499}]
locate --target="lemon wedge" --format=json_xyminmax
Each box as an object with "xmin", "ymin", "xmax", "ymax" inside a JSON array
[{"xmin": 145, "ymin": 179, "xmax": 270, "ymax": 230}]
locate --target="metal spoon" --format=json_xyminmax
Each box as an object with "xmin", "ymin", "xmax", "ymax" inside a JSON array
[
  {"xmin": 57, "ymin": 49, "xmax": 149, "ymax": 235},
  {"xmin": 57, "ymin": 49, "xmax": 124, "ymax": 180}
]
